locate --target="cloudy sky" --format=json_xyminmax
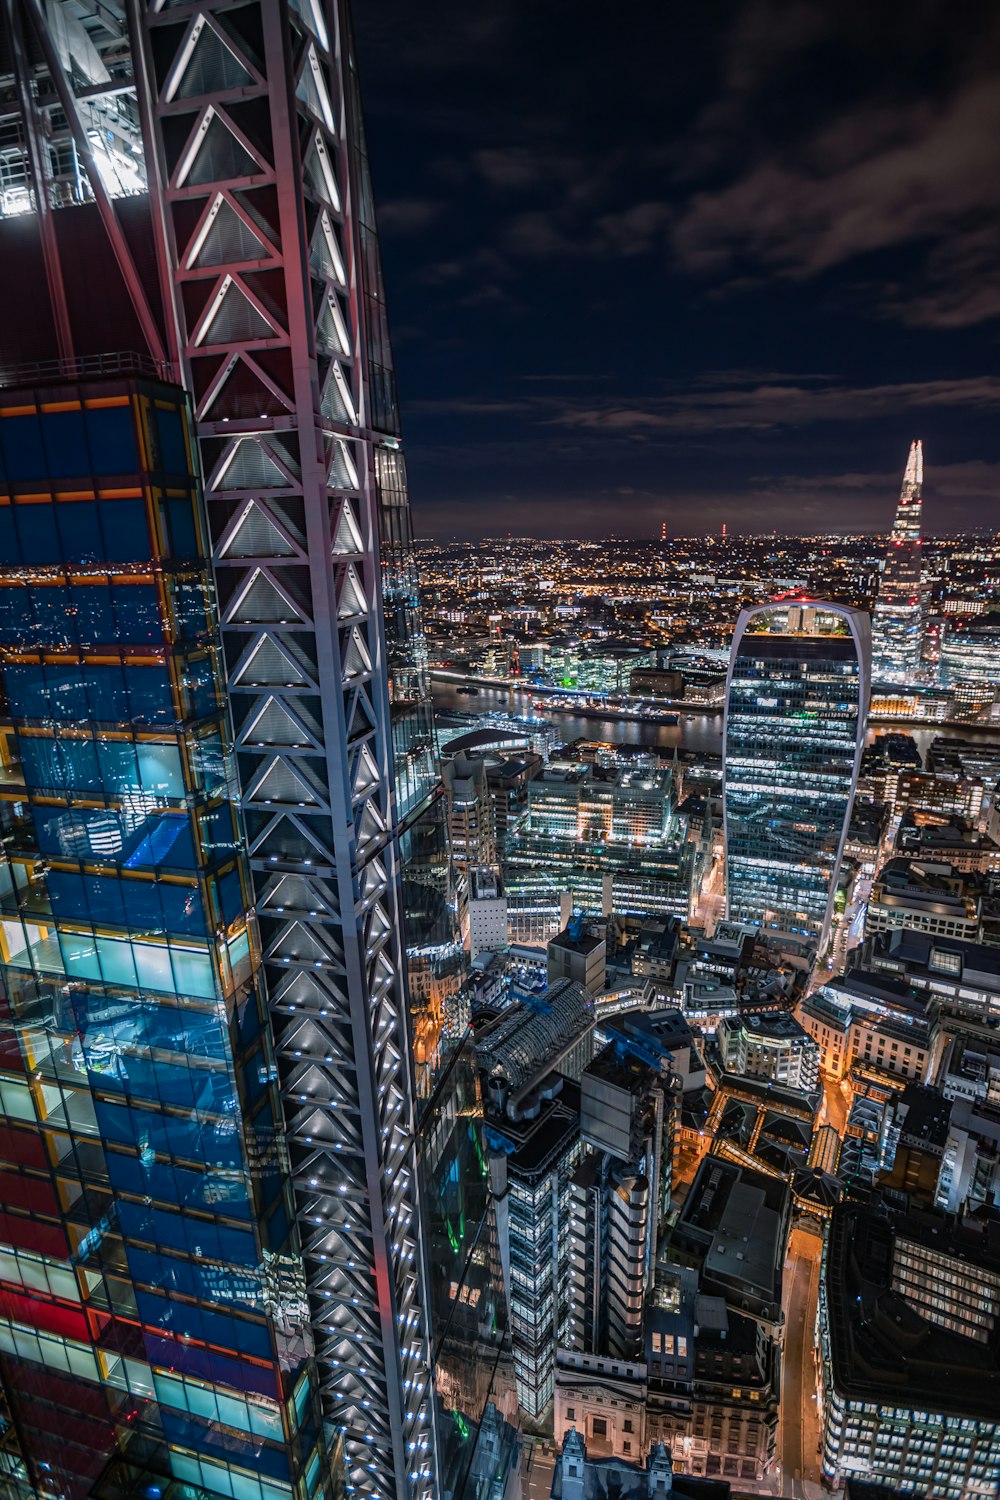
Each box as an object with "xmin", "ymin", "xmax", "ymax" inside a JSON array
[{"xmin": 353, "ymin": 0, "xmax": 1000, "ymax": 539}]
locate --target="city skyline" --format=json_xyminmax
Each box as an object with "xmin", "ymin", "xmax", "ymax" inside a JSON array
[{"xmin": 0, "ymin": 4, "xmax": 998, "ymax": 1500}]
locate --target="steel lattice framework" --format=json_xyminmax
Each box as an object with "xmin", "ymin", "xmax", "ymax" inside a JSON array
[{"xmin": 128, "ymin": 3, "xmax": 438, "ymax": 1496}]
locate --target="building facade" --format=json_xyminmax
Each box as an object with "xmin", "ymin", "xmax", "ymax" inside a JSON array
[{"xmin": 723, "ymin": 601, "xmax": 870, "ymax": 952}]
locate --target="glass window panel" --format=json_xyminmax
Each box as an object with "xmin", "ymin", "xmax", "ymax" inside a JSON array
[
  {"xmin": 41, "ymin": 411, "xmax": 89, "ymax": 477},
  {"xmin": 0, "ymin": 508, "xmax": 20, "ymax": 564},
  {"xmin": 21, "ymin": 734, "xmax": 101, "ymax": 794},
  {"xmin": 125, "ymin": 665, "xmax": 174, "ymax": 724},
  {"xmin": 70, "ymin": 583, "xmax": 115, "ymax": 644},
  {"xmin": 0, "ymin": 584, "xmax": 30, "ymax": 640},
  {"xmin": 86, "ymin": 664, "xmax": 129, "ymax": 722},
  {"xmin": 59, "ymin": 931, "xmax": 102, "ymax": 981},
  {"xmin": 169, "ymin": 945, "xmax": 215, "ymax": 999},
  {"xmin": 1, "ymin": 415, "xmax": 46, "ymax": 480},
  {"xmin": 132, "ymin": 942, "xmax": 174, "ymax": 993},
  {"xmin": 155, "ymin": 408, "xmax": 189, "ymax": 475},
  {"xmin": 113, "ymin": 582, "xmax": 162, "ymax": 644},
  {"xmin": 56, "ymin": 501, "xmax": 102, "ymax": 564},
  {"xmin": 96, "ymin": 935, "xmax": 138, "ymax": 987},
  {"xmin": 136, "ymin": 742, "xmax": 185, "ymax": 798},
  {"xmin": 84, "ymin": 406, "xmax": 137, "ymax": 473},
  {"xmin": 100, "ymin": 498, "xmax": 149, "ymax": 562},
  {"xmin": 14, "ymin": 504, "xmax": 59, "ymax": 564}
]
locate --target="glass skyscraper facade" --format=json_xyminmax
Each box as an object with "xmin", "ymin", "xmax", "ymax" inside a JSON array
[
  {"xmin": 871, "ymin": 441, "xmax": 925, "ymax": 685},
  {"xmin": 0, "ymin": 3, "xmax": 518, "ymax": 1499},
  {"xmin": 723, "ymin": 602, "xmax": 870, "ymax": 951},
  {"xmin": 0, "ymin": 372, "xmax": 329, "ymax": 1500}
]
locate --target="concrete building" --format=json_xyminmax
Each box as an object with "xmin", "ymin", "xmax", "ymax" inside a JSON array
[
  {"xmin": 549, "ymin": 922, "xmax": 608, "ymax": 993},
  {"xmin": 550, "ymin": 1429, "xmax": 731, "ymax": 1500},
  {"xmin": 866, "ymin": 858, "xmax": 982, "ymax": 944},
  {"xmin": 717, "ymin": 1008, "xmax": 820, "ymax": 1092},
  {"xmin": 669, "ymin": 1158, "xmax": 790, "ymax": 1331},
  {"xmin": 799, "ymin": 970, "xmax": 932, "ymax": 1084},
  {"xmin": 443, "ymin": 747, "xmax": 498, "ymax": 872},
  {"xmin": 866, "ymin": 928, "xmax": 1000, "ymax": 1025},
  {"xmin": 468, "ymin": 864, "xmax": 509, "ymax": 959}
]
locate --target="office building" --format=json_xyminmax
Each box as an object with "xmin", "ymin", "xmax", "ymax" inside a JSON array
[
  {"xmin": 723, "ymin": 601, "xmax": 870, "ymax": 951},
  {"xmin": 865, "ymin": 858, "xmax": 983, "ymax": 943},
  {"xmin": 871, "ymin": 441, "xmax": 925, "ymax": 685},
  {"xmin": 818, "ymin": 1195, "xmax": 1000, "ymax": 1496},
  {"xmin": 467, "ymin": 865, "xmax": 509, "ymax": 960},
  {"xmin": 644, "ymin": 1266, "xmax": 779, "ymax": 1484},
  {"xmin": 866, "ymin": 928, "xmax": 1000, "ymax": 1025},
  {"xmin": 443, "ymin": 749, "xmax": 498, "ymax": 873},
  {"xmin": 0, "ymin": 4, "xmax": 520, "ymax": 1497},
  {"xmin": 548, "ymin": 922, "xmax": 608, "ymax": 994},
  {"xmin": 505, "ymin": 763, "xmax": 695, "ymax": 941},
  {"xmin": 938, "ymin": 615, "xmax": 1000, "ymax": 691},
  {"xmin": 799, "ymin": 970, "xmax": 932, "ymax": 1084},
  {"xmin": 717, "ymin": 1009, "xmax": 820, "ymax": 1092},
  {"xmin": 477, "ymin": 981, "xmax": 594, "ymax": 1421}
]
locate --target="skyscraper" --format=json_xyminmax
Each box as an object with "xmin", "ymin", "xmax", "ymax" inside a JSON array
[
  {"xmin": 0, "ymin": 5, "xmax": 517, "ymax": 1500},
  {"xmin": 723, "ymin": 602, "xmax": 870, "ymax": 952},
  {"xmin": 871, "ymin": 441, "xmax": 925, "ymax": 685}
]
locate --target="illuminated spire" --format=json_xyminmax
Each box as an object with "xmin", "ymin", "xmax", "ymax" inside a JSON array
[{"xmin": 872, "ymin": 440, "xmax": 925, "ymax": 682}]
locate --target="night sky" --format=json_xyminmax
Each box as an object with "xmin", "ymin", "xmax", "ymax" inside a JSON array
[{"xmin": 353, "ymin": 1, "xmax": 1000, "ymax": 541}]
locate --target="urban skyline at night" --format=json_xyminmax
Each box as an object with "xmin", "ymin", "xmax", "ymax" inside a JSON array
[{"xmin": 0, "ymin": 4, "xmax": 997, "ymax": 1500}]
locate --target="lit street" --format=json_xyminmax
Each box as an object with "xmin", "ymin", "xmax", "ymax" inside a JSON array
[{"xmin": 778, "ymin": 1226, "xmax": 825, "ymax": 1500}]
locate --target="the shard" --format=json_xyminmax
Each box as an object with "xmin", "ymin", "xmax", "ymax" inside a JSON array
[{"xmin": 871, "ymin": 440, "xmax": 925, "ymax": 685}]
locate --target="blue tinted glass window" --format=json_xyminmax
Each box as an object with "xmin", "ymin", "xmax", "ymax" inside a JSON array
[
  {"xmin": 85, "ymin": 406, "xmax": 138, "ymax": 473},
  {"xmin": 121, "ymin": 811, "xmax": 196, "ymax": 870},
  {"xmin": 158, "ymin": 884, "xmax": 206, "ymax": 937},
  {"xmin": 135, "ymin": 742, "xmax": 184, "ymax": 797},
  {"xmin": 164, "ymin": 497, "xmax": 198, "ymax": 558},
  {"xmin": 71, "ymin": 583, "xmax": 115, "ymax": 643},
  {"xmin": 56, "ymin": 501, "xmax": 102, "ymax": 564},
  {"xmin": 5, "ymin": 663, "xmax": 46, "ymax": 718},
  {"xmin": 0, "ymin": 415, "xmax": 46, "ymax": 481},
  {"xmin": 100, "ymin": 498, "xmax": 149, "ymax": 562},
  {"xmin": 32, "ymin": 586, "xmax": 72, "ymax": 648},
  {"xmin": 0, "ymin": 508, "xmax": 20, "ymax": 565},
  {"xmin": 40, "ymin": 411, "xmax": 88, "ymax": 477},
  {"xmin": 0, "ymin": 586, "xmax": 31, "ymax": 642},
  {"xmin": 86, "ymin": 664, "xmax": 128, "ymax": 722},
  {"xmin": 20, "ymin": 734, "xmax": 101, "ymax": 793},
  {"xmin": 14, "ymin": 504, "xmax": 59, "ymax": 564},
  {"xmin": 156, "ymin": 408, "xmax": 188, "ymax": 475},
  {"xmin": 113, "ymin": 583, "xmax": 161, "ymax": 644},
  {"xmin": 125, "ymin": 666, "xmax": 174, "ymax": 723}
]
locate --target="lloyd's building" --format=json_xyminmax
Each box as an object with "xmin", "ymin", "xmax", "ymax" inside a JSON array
[{"xmin": 0, "ymin": 5, "xmax": 517, "ymax": 1500}]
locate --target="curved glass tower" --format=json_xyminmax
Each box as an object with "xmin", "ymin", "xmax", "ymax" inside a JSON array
[{"xmin": 723, "ymin": 601, "xmax": 870, "ymax": 952}]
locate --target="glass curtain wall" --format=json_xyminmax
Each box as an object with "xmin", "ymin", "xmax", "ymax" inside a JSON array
[{"xmin": 0, "ymin": 375, "xmax": 330, "ymax": 1500}]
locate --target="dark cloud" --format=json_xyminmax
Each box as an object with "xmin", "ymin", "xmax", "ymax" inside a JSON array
[{"xmin": 351, "ymin": 0, "xmax": 1000, "ymax": 538}]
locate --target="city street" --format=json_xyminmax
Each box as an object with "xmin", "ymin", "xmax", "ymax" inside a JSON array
[
  {"xmin": 523, "ymin": 1438, "xmax": 556, "ymax": 1500},
  {"xmin": 777, "ymin": 1226, "xmax": 825, "ymax": 1500}
]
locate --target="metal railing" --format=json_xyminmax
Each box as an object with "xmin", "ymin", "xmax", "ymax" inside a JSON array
[{"xmin": 0, "ymin": 349, "xmax": 169, "ymax": 388}]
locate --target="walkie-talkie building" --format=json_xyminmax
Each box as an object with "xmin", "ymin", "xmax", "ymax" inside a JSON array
[
  {"xmin": 0, "ymin": 5, "xmax": 516, "ymax": 1500},
  {"xmin": 723, "ymin": 602, "xmax": 870, "ymax": 952}
]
